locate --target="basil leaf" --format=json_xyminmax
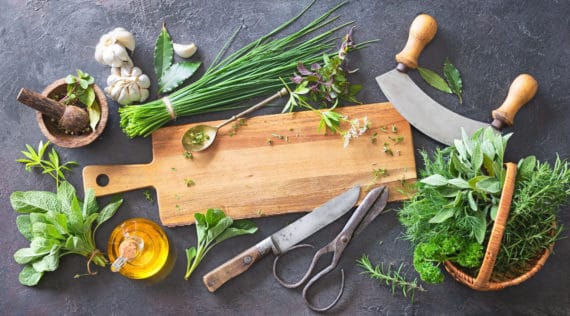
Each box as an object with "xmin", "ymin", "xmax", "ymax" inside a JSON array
[
  {"xmin": 194, "ymin": 213, "xmax": 207, "ymax": 242},
  {"xmin": 213, "ymin": 220, "xmax": 258, "ymax": 245},
  {"xmin": 14, "ymin": 248, "xmax": 48, "ymax": 264},
  {"xmin": 16, "ymin": 215, "xmax": 33, "ymax": 240},
  {"xmin": 205, "ymin": 208, "xmax": 226, "ymax": 228},
  {"xmin": 420, "ymin": 174, "xmax": 448, "ymax": 186},
  {"xmin": 443, "ymin": 58, "xmax": 463, "ymax": 104},
  {"xmin": 206, "ymin": 217, "xmax": 234, "ymax": 241},
  {"xmin": 19, "ymin": 265, "xmax": 44, "ymax": 286},
  {"xmin": 429, "ymin": 208, "xmax": 455, "ymax": 224},
  {"xmin": 96, "ymin": 195, "xmax": 123, "ymax": 227},
  {"xmin": 158, "ymin": 61, "xmax": 202, "ymax": 94},
  {"xmin": 10, "ymin": 191, "xmax": 61, "ymax": 214},
  {"xmin": 418, "ymin": 67, "xmax": 452, "ymax": 93},
  {"xmin": 154, "ymin": 24, "xmax": 174, "ymax": 85},
  {"xmin": 185, "ymin": 247, "xmax": 197, "ymax": 264}
]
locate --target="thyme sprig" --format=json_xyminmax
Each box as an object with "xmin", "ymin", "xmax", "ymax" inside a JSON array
[{"xmin": 358, "ymin": 255, "xmax": 425, "ymax": 302}]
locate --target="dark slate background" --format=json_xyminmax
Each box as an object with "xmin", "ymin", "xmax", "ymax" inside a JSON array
[{"xmin": 1, "ymin": 0, "xmax": 569, "ymax": 314}]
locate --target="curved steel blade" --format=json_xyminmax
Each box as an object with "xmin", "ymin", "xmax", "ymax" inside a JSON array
[
  {"xmin": 271, "ymin": 186, "xmax": 360, "ymax": 254},
  {"xmin": 376, "ymin": 69, "xmax": 498, "ymax": 145}
]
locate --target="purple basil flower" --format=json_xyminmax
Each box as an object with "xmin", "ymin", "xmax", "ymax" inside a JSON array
[{"xmin": 297, "ymin": 62, "xmax": 313, "ymax": 76}]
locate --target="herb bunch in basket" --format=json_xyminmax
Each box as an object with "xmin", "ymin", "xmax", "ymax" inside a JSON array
[{"xmin": 399, "ymin": 127, "xmax": 569, "ymax": 286}]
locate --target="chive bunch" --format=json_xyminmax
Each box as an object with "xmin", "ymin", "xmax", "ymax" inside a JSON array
[{"xmin": 120, "ymin": 1, "xmax": 355, "ymax": 137}]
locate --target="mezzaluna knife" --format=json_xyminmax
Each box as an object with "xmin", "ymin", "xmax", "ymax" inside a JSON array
[
  {"xmin": 202, "ymin": 186, "xmax": 362, "ymax": 292},
  {"xmin": 376, "ymin": 14, "xmax": 538, "ymax": 146}
]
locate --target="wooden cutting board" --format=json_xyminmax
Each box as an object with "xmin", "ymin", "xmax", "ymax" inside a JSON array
[{"xmin": 83, "ymin": 103, "xmax": 416, "ymax": 227}]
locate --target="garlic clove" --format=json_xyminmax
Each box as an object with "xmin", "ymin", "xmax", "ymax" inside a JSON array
[
  {"xmin": 117, "ymin": 87, "xmax": 131, "ymax": 105},
  {"xmin": 139, "ymin": 88, "xmax": 149, "ymax": 102},
  {"xmin": 112, "ymin": 44, "xmax": 130, "ymax": 63},
  {"xmin": 111, "ymin": 27, "xmax": 136, "ymax": 51},
  {"xmin": 102, "ymin": 48, "xmax": 117, "ymax": 67},
  {"xmin": 137, "ymin": 74, "xmax": 151, "ymax": 89},
  {"xmin": 106, "ymin": 73, "xmax": 120, "ymax": 86},
  {"xmin": 173, "ymin": 42, "xmax": 198, "ymax": 58},
  {"xmin": 127, "ymin": 84, "xmax": 141, "ymax": 103},
  {"xmin": 111, "ymin": 67, "xmax": 121, "ymax": 77},
  {"xmin": 130, "ymin": 66, "xmax": 142, "ymax": 77},
  {"xmin": 95, "ymin": 45, "xmax": 105, "ymax": 65},
  {"xmin": 120, "ymin": 64, "xmax": 133, "ymax": 77}
]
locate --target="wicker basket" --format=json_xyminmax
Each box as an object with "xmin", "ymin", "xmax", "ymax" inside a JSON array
[{"xmin": 443, "ymin": 162, "xmax": 554, "ymax": 291}]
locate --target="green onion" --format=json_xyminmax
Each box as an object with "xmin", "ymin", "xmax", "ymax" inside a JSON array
[{"xmin": 119, "ymin": 1, "xmax": 356, "ymax": 138}]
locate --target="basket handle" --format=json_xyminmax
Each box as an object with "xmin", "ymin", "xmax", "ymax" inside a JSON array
[{"xmin": 473, "ymin": 162, "xmax": 517, "ymax": 288}]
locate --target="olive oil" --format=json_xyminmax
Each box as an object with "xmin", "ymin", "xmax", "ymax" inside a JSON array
[{"xmin": 108, "ymin": 218, "xmax": 170, "ymax": 279}]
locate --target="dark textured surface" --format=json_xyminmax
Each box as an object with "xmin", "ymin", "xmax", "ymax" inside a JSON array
[{"xmin": 1, "ymin": 0, "xmax": 569, "ymax": 315}]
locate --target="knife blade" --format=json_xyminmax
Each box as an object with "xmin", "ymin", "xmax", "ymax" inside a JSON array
[
  {"xmin": 202, "ymin": 186, "xmax": 361, "ymax": 292},
  {"xmin": 376, "ymin": 14, "xmax": 538, "ymax": 146}
]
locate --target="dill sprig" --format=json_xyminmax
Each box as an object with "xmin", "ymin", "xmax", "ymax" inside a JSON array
[{"xmin": 357, "ymin": 255, "xmax": 425, "ymax": 302}]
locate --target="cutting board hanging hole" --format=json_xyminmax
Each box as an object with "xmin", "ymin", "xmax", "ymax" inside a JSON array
[{"xmin": 96, "ymin": 174, "xmax": 109, "ymax": 187}]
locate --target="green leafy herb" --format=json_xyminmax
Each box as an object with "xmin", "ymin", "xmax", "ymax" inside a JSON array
[
  {"xmin": 154, "ymin": 24, "xmax": 202, "ymax": 94},
  {"xmin": 370, "ymin": 132, "xmax": 378, "ymax": 144},
  {"xmin": 418, "ymin": 58, "xmax": 463, "ymax": 104},
  {"xmin": 399, "ymin": 127, "xmax": 569, "ymax": 284},
  {"xmin": 443, "ymin": 58, "xmax": 463, "ymax": 104},
  {"xmin": 389, "ymin": 135, "xmax": 404, "ymax": 144},
  {"xmin": 11, "ymin": 182, "xmax": 123, "ymax": 286},
  {"xmin": 358, "ymin": 255, "xmax": 425, "ymax": 301},
  {"xmin": 143, "ymin": 190, "xmax": 154, "ymax": 203},
  {"xmin": 16, "ymin": 141, "xmax": 78, "ymax": 188},
  {"xmin": 184, "ymin": 178, "xmax": 195, "ymax": 187},
  {"xmin": 184, "ymin": 208, "xmax": 257, "ymax": 280},
  {"xmin": 383, "ymin": 142, "xmax": 393, "ymax": 156},
  {"xmin": 282, "ymin": 28, "xmax": 372, "ymax": 140},
  {"xmin": 417, "ymin": 67, "xmax": 452, "ymax": 93},
  {"xmin": 120, "ymin": 2, "xmax": 375, "ymax": 137},
  {"xmin": 63, "ymin": 69, "xmax": 100, "ymax": 131}
]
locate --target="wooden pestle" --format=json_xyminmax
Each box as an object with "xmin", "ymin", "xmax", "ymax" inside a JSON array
[{"xmin": 17, "ymin": 88, "xmax": 90, "ymax": 133}]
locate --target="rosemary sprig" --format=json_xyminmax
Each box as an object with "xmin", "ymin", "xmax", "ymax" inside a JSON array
[{"xmin": 357, "ymin": 255, "xmax": 425, "ymax": 302}]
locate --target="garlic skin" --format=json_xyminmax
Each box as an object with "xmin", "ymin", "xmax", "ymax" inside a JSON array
[
  {"xmin": 104, "ymin": 66, "xmax": 150, "ymax": 105},
  {"xmin": 173, "ymin": 42, "xmax": 198, "ymax": 58},
  {"xmin": 95, "ymin": 27, "xmax": 136, "ymax": 67}
]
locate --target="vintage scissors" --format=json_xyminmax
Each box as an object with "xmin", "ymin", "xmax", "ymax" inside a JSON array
[{"xmin": 272, "ymin": 186, "xmax": 389, "ymax": 312}]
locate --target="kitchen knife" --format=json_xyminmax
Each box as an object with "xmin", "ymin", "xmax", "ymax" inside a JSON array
[
  {"xmin": 202, "ymin": 186, "xmax": 361, "ymax": 292},
  {"xmin": 376, "ymin": 14, "xmax": 538, "ymax": 146}
]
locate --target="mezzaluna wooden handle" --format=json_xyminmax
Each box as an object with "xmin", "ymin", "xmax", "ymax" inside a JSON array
[
  {"xmin": 82, "ymin": 164, "xmax": 154, "ymax": 196},
  {"xmin": 491, "ymin": 74, "xmax": 538, "ymax": 130},
  {"xmin": 203, "ymin": 237, "xmax": 272, "ymax": 292},
  {"xmin": 395, "ymin": 14, "xmax": 438, "ymax": 71}
]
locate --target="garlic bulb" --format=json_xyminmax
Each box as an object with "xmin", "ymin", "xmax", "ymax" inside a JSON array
[
  {"xmin": 104, "ymin": 66, "xmax": 150, "ymax": 105},
  {"xmin": 173, "ymin": 42, "xmax": 198, "ymax": 58},
  {"xmin": 95, "ymin": 27, "xmax": 136, "ymax": 67}
]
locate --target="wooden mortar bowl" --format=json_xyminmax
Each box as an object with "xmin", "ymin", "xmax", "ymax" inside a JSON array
[{"xmin": 37, "ymin": 78, "xmax": 109, "ymax": 148}]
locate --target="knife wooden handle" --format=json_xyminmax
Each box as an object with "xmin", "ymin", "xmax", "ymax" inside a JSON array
[
  {"xmin": 491, "ymin": 74, "xmax": 538, "ymax": 129},
  {"xmin": 202, "ymin": 238, "xmax": 272, "ymax": 292},
  {"xmin": 395, "ymin": 14, "xmax": 438, "ymax": 70}
]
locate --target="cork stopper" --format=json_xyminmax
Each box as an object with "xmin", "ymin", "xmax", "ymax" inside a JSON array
[{"xmin": 111, "ymin": 236, "xmax": 144, "ymax": 273}]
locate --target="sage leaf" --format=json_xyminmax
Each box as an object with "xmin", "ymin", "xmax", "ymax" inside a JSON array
[
  {"xmin": 14, "ymin": 248, "xmax": 48, "ymax": 264},
  {"xmin": 154, "ymin": 24, "xmax": 174, "ymax": 84},
  {"xmin": 57, "ymin": 181, "xmax": 77, "ymax": 214},
  {"xmin": 158, "ymin": 61, "xmax": 202, "ymax": 94},
  {"xmin": 467, "ymin": 191, "xmax": 477, "ymax": 211},
  {"xmin": 471, "ymin": 143, "xmax": 483, "ymax": 171},
  {"xmin": 16, "ymin": 215, "xmax": 33, "ymax": 240},
  {"xmin": 447, "ymin": 178, "xmax": 470, "ymax": 189},
  {"xmin": 32, "ymin": 222, "xmax": 64, "ymax": 240},
  {"xmin": 418, "ymin": 67, "xmax": 452, "ymax": 93},
  {"xmin": 82, "ymin": 189, "xmax": 98, "ymax": 217},
  {"xmin": 95, "ymin": 195, "xmax": 124, "ymax": 231},
  {"xmin": 10, "ymin": 191, "xmax": 61, "ymax": 214},
  {"xmin": 30, "ymin": 237, "xmax": 59, "ymax": 253},
  {"xmin": 32, "ymin": 249, "xmax": 60, "ymax": 272},
  {"xmin": 420, "ymin": 174, "xmax": 448, "ymax": 186},
  {"xmin": 476, "ymin": 178, "xmax": 501, "ymax": 194},
  {"xmin": 473, "ymin": 213, "xmax": 487, "ymax": 244},
  {"xmin": 429, "ymin": 208, "xmax": 455, "ymax": 223},
  {"xmin": 443, "ymin": 58, "xmax": 463, "ymax": 104},
  {"xmin": 490, "ymin": 205, "xmax": 499, "ymax": 221},
  {"xmin": 19, "ymin": 265, "xmax": 44, "ymax": 287}
]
